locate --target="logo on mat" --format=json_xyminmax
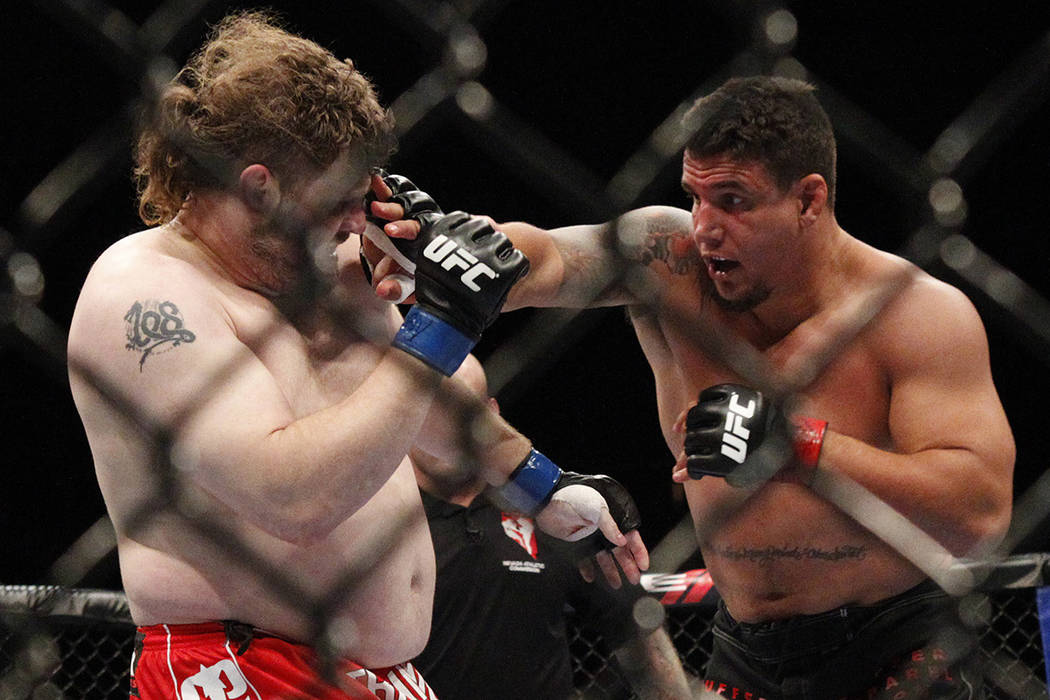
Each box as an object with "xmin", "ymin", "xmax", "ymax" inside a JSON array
[
  {"xmin": 422, "ymin": 234, "xmax": 498, "ymax": 291},
  {"xmin": 179, "ymin": 659, "xmax": 251, "ymax": 699},
  {"xmin": 721, "ymin": 392, "xmax": 755, "ymax": 464},
  {"xmin": 501, "ymin": 514, "xmax": 538, "ymax": 558}
]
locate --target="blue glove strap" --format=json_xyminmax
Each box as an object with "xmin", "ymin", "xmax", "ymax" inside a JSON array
[
  {"xmin": 500, "ymin": 449, "xmax": 562, "ymax": 515},
  {"xmin": 393, "ymin": 306, "xmax": 476, "ymax": 376}
]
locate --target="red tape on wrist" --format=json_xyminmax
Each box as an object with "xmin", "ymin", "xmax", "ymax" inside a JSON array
[{"xmin": 792, "ymin": 417, "xmax": 828, "ymax": 469}]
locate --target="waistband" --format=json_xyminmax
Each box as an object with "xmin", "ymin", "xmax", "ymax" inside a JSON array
[
  {"xmin": 715, "ymin": 579, "xmax": 951, "ymax": 663},
  {"xmin": 137, "ymin": 620, "xmax": 297, "ymax": 653}
]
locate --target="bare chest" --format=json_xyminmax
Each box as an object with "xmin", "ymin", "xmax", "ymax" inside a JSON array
[{"xmin": 641, "ymin": 305, "xmax": 892, "ymax": 445}]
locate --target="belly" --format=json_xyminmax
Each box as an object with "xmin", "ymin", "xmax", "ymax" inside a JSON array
[
  {"xmin": 120, "ymin": 461, "xmax": 435, "ymax": 667},
  {"xmin": 686, "ymin": 479, "xmax": 925, "ymax": 621}
]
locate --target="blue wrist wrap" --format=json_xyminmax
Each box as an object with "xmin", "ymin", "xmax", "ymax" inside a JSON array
[
  {"xmin": 392, "ymin": 306, "xmax": 476, "ymax": 376},
  {"xmin": 500, "ymin": 449, "xmax": 563, "ymax": 515}
]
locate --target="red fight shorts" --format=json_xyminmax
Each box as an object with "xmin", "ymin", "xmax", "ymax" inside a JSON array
[{"xmin": 129, "ymin": 622, "xmax": 437, "ymax": 700}]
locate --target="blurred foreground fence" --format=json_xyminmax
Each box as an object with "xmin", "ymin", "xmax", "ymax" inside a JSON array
[{"xmin": 3, "ymin": 557, "xmax": 1049, "ymax": 699}]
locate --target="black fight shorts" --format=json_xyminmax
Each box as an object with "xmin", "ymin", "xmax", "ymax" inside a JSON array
[{"xmin": 703, "ymin": 579, "xmax": 983, "ymax": 700}]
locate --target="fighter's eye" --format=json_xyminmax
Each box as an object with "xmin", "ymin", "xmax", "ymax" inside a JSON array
[{"xmin": 720, "ymin": 194, "xmax": 745, "ymax": 209}]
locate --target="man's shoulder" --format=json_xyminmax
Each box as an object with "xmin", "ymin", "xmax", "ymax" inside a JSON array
[
  {"xmin": 69, "ymin": 227, "xmax": 229, "ymax": 364},
  {"xmin": 85, "ymin": 228, "xmax": 195, "ymax": 281},
  {"xmin": 610, "ymin": 206, "xmax": 700, "ymax": 304},
  {"xmin": 76, "ymin": 228, "xmax": 220, "ymax": 313},
  {"xmin": 847, "ymin": 241, "xmax": 971, "ymax": 315},
  {"xmin": 873, "ymin": 251, "xmax": 975, "ymax": 320},
  {"xmin": 614, "ymin": 206, "xmax": 693, "ymax": 244},
  {"xmin": 860, "ymin": 249, "xmax": 986, "ymax": 363}
]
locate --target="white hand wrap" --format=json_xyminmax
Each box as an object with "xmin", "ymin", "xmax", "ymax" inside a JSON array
[
  {"xmin": 535, "ymin": 484, "xmax": 606, "ymax": 542},
  {"xmin": 362, "ymin": 223, "xmax": 416, "ymax": 303}
]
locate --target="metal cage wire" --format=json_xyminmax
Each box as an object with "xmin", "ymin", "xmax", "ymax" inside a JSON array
[{"xmin": 3, "ymin": 1, "xmax": 1050, "ymax": 698}]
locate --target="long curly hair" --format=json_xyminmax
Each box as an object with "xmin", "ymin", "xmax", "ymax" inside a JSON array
[{"xmin": 134, "ymin": 11, "xmax": 395, "ymax": 225}]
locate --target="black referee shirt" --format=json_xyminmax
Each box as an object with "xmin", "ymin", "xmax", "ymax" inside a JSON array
[{"xmin": 413, "ymin": 488, "xmax": 643, "ymax": 700}]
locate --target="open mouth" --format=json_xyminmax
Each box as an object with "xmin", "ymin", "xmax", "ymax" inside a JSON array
[{"xmin": 706, "ymin": 256, "xmax": 740, "ymax": 276}]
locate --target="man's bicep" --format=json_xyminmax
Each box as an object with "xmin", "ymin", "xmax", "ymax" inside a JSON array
[
  {"xmin": 887, "ymin": 288, "xmax": 1012, "ymax": 461},
  {"xmin": 70, "ymin": 281, "xmax": 294, "ymax": 468}
]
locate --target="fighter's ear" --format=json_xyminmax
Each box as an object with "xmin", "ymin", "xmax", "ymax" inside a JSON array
[
  {"xmin": 797, "ymin": 174, "xmax": 827, "ymax": 225},
  {"xmin": 239, "ymin": 164, "xmax": 280, "ymax": 215}
]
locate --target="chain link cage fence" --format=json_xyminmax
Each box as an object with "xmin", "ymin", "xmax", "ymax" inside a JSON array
[
  {"xmin": 2, "ymin": 563, "xmax": 1050, "ymax": 699},
  {"xmin": 4, "ymin": 0, "xmax": 1050, "ymax": 699}
]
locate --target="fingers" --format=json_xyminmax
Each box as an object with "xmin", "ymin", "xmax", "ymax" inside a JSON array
[
  {"xmin": 365, "ymin": 174, "xmax": 422, "ymax": 239},
  {"xmin": 596, "ymin": 507, "xmax": 627, "ymax": 549},
  {"xmin": 596, "ymin": 525, "xmax": 649, "ymax": 588},
  {"xmin": 672, "ymin": 452, "xmax": 691, "ymax": 483},
  {"xmin": 621, "ymin": 529, "xmax": 649, "ymax": 574},
  {"xmin": 360, "ymin": 235, "xmax": 384, "ymax": 271},
  {"xmin": 371, "ymin": 201, "xmax": 422, "ymax": 239},
  {"xmin": 672, "ymin": 400, "xmax": 697, "ymax": 434},
  {"xmin": 372, "ymin": 256, "xmax": 415, "ymax": 303},
  {"xmin": 370, "ymin": 171, "xmax": 392, "ymax": 200},
  {"xmin": 595, "ymin": 550, "xmax": 622, "ymax": 589},
  {"xmin": 577, "ymin": 557, "xmax": 596, "ymax": 584},
  {"xmin": 605, "ymin": 532, "xmax": 648, "ymax": 587},
  {"xmin": 376, "ymin": 276, "xmax": 415, "ymax": 304},
  {"xmin": 577, "ymin": 530, "xmax": 648, "ymax": 588}
]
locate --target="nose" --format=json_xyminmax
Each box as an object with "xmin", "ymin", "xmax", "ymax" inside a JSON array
[
  {"xmin": 691, "ymin": 200, "xmax": 723, "ymax": 250},
  {"xmin": 342, "ymin": 205, "xmax": 367, "ymax": 235}
]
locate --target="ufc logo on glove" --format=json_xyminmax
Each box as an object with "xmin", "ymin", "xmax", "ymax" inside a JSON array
[
  {"xmin": 423, "ymin": 235, "xmax": 498, "ymax": 291},
  {"xmin": 721, "ymin": 392, "xmax": 756, "ymax": 464}
]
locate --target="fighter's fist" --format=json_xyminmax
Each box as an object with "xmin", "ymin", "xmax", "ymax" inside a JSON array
[
  {"xmin": 360, "ymin": 170, "xmax": 445, "ymax": 302},
  {"xmin": 683, "ymin": 383, "xmax": 827, "ymax": 486},
  {"xmin": 414, "ymin": 212, "xmax": 528, "ymax": 338},
  {"xmin": 392, "ymin": 212, "xmax": 528, "ymax": 375}
]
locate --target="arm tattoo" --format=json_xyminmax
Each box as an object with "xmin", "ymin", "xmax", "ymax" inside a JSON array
[
  {"xmin": 714, "ymin": 544, "xmax": 868, "ymax": 564},
  {"xmin": 552, "ymin": 240, "xmax": 623, "ymax": 304},
  {"xmin": 548, "ymin": 209, "xmax": 695, "ymax": 304},
  {"xmin": 124, "ymin": 300, "xmax": 196, "ymax": 371},
  {"xmin": 608, "ymin": 210, "xmax": 697, "ymax": 276},
  {"xmin": 632, "ymin": 217, "xmax": 699, "ymax": 276}
]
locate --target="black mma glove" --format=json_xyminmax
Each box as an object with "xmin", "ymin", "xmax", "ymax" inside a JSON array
[
  {"xmin": 498, "ymin": 449, "xmax": 641, "ymax": 552},
  {"xmin": 365, "ymin": 169, "xmax": 445, "ymax": 232},
  {"xmin": 560, "ymin": 472, "xmax": 642, "ymax": 558},
  {"xmin": 684, "ymin": 383, "xmax": 827, "ymax": 487},
  {"xmin": 360, "ymin": 170, "xmax": 444, "ymax": 284},
  {"xmin": 392, "ymin": 211, "xmax": 529, "ymax": 375}
]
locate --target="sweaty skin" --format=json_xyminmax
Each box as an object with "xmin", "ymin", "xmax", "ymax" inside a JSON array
[
  {"xmin": 487, "ymin": 154, "xmax": 1014, "ymax": 622},
  {"xmin": 70, "ymin": 162, "xmax": 648, "ymax": 669},
  {"xmin": 70, "ymin": 216, "xmax": 441, "ymax": 667}
]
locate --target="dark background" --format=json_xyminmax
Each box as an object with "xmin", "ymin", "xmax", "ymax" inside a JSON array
[{"xmin": 3, "ymin": 1, "xmax": 1050, "ymax": 587}]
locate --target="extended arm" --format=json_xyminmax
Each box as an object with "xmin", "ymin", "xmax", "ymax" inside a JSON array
[
  {"xmin": 361, "ymin": 172, "xmax": 695, "ymax": 312},
  {"xmin": 496, "ymin": 205, "xmax": 697, "ymax": 311}
]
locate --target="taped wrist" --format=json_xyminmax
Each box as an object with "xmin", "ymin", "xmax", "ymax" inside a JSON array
[
  {"xmin": 499, "ymin": 449, "xmax": 563, "ymax": 515},
  {"xmin": 792, "ymin": 417, "xmax": 828, "ymax": 469},
  {"xmin": 392, "ymin": 306, "xmax": 475, "ymax": 376}
]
